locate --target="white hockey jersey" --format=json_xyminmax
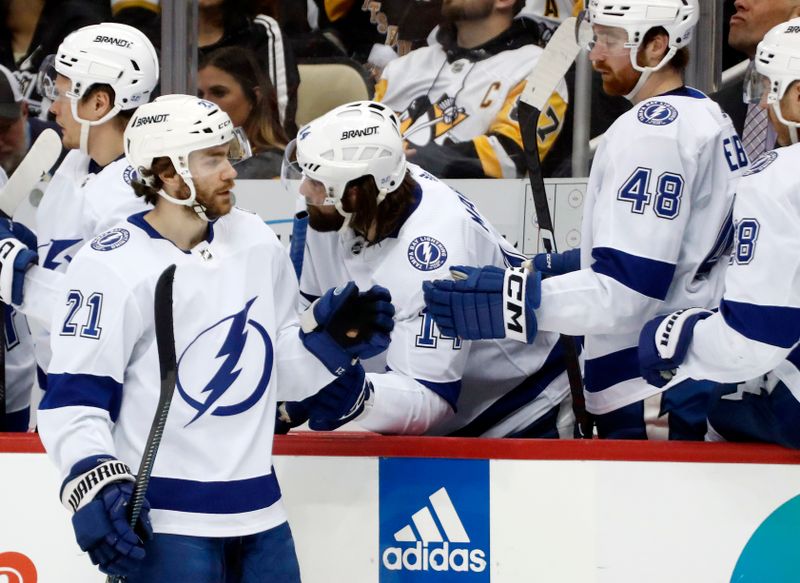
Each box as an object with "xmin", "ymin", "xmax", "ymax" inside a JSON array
[
  {"xmin": 536, "ymin": 87, "xmax": 747, "ymax": 414},
  {"xmin": 680, "ymin": 147, "xmax": 800, "ymax": 398},
  {"xmin": 300, "ymin": 164, "xmax": 569, "ymax": 437},
  {"xmin": 520, "ymin": 0, "xmax": 582, "ymax": 41},
  {"xmin": 375, "ymin": 19, "xmax": 567, "ymax": 179},
  {"xmin": 38, "ymin": 209, "xmax": 335, "ymax": 536},
  {"xmin": 20, "ymin": 150, "xmax": 149, "ymax": 371}
]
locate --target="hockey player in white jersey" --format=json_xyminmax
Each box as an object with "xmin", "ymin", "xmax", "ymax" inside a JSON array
[
  {"xmin": 280, "ymin": 100, "xmax": 572, "ymax": 437},
  {"xmin": 0, "ymin": 23, "xmax": 159, "ymax": 383},
  {"xmin": 423, "ymin": 0, "xmax": 748, "ymax": 439},
  {"xmin": 638, "ymin": 18, "xmax": 800, "ymax": 449},
  {"xmin": 37, "ymin": 95, "xmax": 393, "ymax": 580}
]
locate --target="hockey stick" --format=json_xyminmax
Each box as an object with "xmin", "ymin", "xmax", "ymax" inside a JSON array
[
  {"xmin": 108, "ymin": 264, "xmax": 177, "ymax": 583},
  {"xmin": 0, "ymin": 129, "xmax": 61, "ymax": 431},
  {"xmin": 517, "ymin": 17, "xmax": 593, "ymax": 439},
  {"xmin": 0, "ymin": 128, "xmax": 61, "ymax": 216}
]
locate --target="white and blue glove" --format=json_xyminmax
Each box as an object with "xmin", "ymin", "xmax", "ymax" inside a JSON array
[
  {"xmin": 532, "ymin": 248, "xmax": 580, "ymax": 276},
  {"xmin": 422, "ymin": 265, "xmax": 541, "ymax": 343},
  {"xmin": 300, "ymin": 282, "xmax": 395, "ymax": 376},
  {"xmin": 61, "ymin": 455, "xmax": 153, "ymax": 577},
  {"xmin": 0, "ymin": 218, "xmax": 38, "ymax": 305},
  {"xmin": 276, "ymin": 365, "xmax": 374, "ymax": 432},
  {"xmin": 638, "ymin": 308, "xmax": 713, "ymax": 388}
]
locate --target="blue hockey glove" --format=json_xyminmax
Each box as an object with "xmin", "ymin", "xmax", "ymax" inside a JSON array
[
  {"xmin": 308, "ymin": 365, "xmax": 374, "ymax": 431},
  {"xmin": 274, "ymin": 400, "xmax": 312, "ymax": 434},
  {"xmin": 300, "ymin": 282, "xmax": 395, "ymax": 376},
  {"xmin": 0, "ymin": 218, "xmax": 38, "ymax": 305},
  {"xmin": 422, "ymin": 265, "xmax": 541, "ymax": 343},
  {"xmin": 638, "ymin": 308, "xmax": 714, "ymax": 388},
  {"xmin": 532, "ymin": 248, "xmax": 580, "ymax": 276},
  {"xmin": 61, "ymin": 456, "xmax": 153, "ymax": 577}
]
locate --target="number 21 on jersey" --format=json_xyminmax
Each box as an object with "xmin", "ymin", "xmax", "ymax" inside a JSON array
[{"xmin": 60, "ymin": 290, "xmax": 104, "ymax": 339}]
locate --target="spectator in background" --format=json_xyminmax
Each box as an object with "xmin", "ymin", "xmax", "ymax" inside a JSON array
[
  {"xmin": 712, "ymin": 0, "xmax": 800, "ymax": 158},
  {"xmin": 199, "ymin": 46, "xmax": 289, "ymax": 179},
  {"xmin": 375, "ymin": 0, "xmax": 568, "ymax": 179},
  {"xmin": 1, "ymin": 0, "xmax": 109, "ymax": 118},
  {"xmin": 518, "ymin": 0, "xmax": 583, "ymax": 46},
  {"xmin": 111, "ymin": 0, "xmax": 300, "ymax": 138}
]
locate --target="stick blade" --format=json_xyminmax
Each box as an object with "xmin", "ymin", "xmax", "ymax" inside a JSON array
[{"xmin": 0, "ymin": 128, "xmax": 62, "ymax": 216}]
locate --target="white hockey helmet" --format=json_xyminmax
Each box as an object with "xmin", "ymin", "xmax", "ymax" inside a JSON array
[
  {"xmin": 40, "ymin": 22, "xmax": 159, "ymax": 152},
  {"xmin": 124, "ymin": 94, "xmax": 251, "ymax": 220},
  {"xmin": 745, "ymin": 18, "xmax": 800, "ymax": 145},
  {"xmin": 282, "ymin": 100, "xmax": 406, "ymax": 224},
  {"xmin": 577, "ymin": 0, "xmax": 699, "ymax": 100}
]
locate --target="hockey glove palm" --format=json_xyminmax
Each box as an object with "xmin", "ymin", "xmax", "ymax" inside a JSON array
[
  {"xmin": 0, "ymin": 218, "xmax": 38, "ymax": 305},
  {"xmin": 422, "ymin": 265, "xmax": 541, "ymax": 343},
  {"xmin": 531, "ymin": 248, "xmax": 580, "ymax": 276},
  {"xmin": 638, "ymin": 308, "xmax": 713, "ymax": 388},
  {"xmin": 62, "ymin": 456, "xmax": 153, "ymax": 577},
  {"xmin": 300, "ymin": 282, "xmax": 395, "ymax": 376}
]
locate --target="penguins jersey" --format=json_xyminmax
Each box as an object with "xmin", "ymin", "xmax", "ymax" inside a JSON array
[
  {"xmin": 679, "ymin": 147, "xmax": 800, "ymax": 400},
  {"xmin": 374, "ymin": 22, "xmax": 568, "ymax": 179},
  {"xmin": 38, "ymin": 208, "xmax": 335, "ymax": 537},
  {"xmin": 20, "ymin": 150, "xmax": 148, "ymax": 370},
  {"xmin": 519, "ymin": 0, "xmax": 583, "ymax": 41},
  {"xmin": 300, "ymin": 164, "xmax": 570, "ymax": 437},
  {"xmin": 535, "ymin": 87, "xmax": 747, "ymax": 415}
]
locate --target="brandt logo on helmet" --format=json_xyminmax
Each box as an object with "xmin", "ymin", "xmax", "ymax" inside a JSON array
[
  {"xmin": 133, "ymin": 113, "xmax": 170, "ymax": 127},
  {"xmin": 786, "ymin": 26, "xmax": 800, "ymax": 34},
  {"xmin": 93, "ymin": 35, "xmax": 133, "ymax": 48},
  {"xmin": 408, "ymin": 236, "xmax": 447, "ymax": 272},
  {"xmin": 637, "ymin": 101, "xmax": 679, "ymax": 126},
  {"xmin": 341, "ymin": 126, "xmax": 379, "ymax": 140}
]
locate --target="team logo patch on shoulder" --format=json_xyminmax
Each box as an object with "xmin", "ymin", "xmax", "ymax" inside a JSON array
[
  {"xmin": 637, "ymin": 101, "xmax": 679, "ymax": 126},
  {"xmin": 122, "ymin": 166, "xmax": 138, "ymax": 185},
  {"xmin": 408, "ymin": 236, "xmax": 447, "ymax": 271},
  {"xmin": 743, "ymin": 151, "xmax": 778, "ymax": 176},
  {"xmin": 91, "ymin": 228, "xmax": 130, "ymax": 251}
]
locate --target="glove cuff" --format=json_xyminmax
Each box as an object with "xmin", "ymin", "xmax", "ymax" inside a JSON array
[
  {"xmin": 502, "ymin": 267, "xmax": 531, "ymax": 343},
  {"xmin": 61, "ymin": 457, "xmax": 135, "ymax": 513}
]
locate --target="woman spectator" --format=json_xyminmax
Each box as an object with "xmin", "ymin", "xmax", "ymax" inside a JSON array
[{"xmin": 199, "ymin": 45, "xmax": 289, "ymax": 179}]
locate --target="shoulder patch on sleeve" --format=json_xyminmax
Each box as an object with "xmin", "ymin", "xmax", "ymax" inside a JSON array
[
  {"xmin": 637, "ymin": 101, "xmax": 679, "ymax": 126},
  {"xmin": 122, "ymin": 165, "xmax": 138, "ymax": 185},
  {"xmin": 743, "ymin": 150, "xmax": 778, "ymax": 176},
  {"xmin": 91, "ymin": 228, "xmax": 130, "ymax": 251}
]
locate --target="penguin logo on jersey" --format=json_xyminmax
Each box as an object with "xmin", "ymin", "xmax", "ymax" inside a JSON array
[
  {"xmin": 177, "ymin": 297, "xmax": 273, "ymax": 426},
  {"xmin": 399, "ymin": 95, "xmax": 469, "ymax": 146},
  {"xmin": 637, "ymin": 101, "xmax": 679, "ymax": 126},
  {"xmin": 91, "ymin": 228, "xmax": 130, "ymax": 251},
  {"xmin": 408, "ymin": 236, "xmax": 448, "ymax": 271},
  {"xmin": 743, "ymin": 151, "xmax": 778, "ymax": 176}
]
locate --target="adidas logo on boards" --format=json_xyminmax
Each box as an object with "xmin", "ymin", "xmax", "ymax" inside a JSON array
[{"xmin": 382, "ymin": 487, "xmax": 487, "ymax": 573}]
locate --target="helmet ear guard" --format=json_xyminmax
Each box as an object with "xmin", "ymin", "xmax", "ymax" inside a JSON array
[
  {"xmin": 124, "ymin": 95, "xmax": 251, "ymax": 221},
  {"xmin": 282, "ymin": 100, "xmax": 407, "ymax": 228}
]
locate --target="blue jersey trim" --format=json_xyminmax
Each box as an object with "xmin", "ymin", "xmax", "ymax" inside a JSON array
[
  {"xmin": 661, "ymin": 86, "xmax": 706, "ymax": 100},
  {"xmin": 591, "ymin": 247, "xmax": 675, "ymax": 300},
  {"xmin": 147, "ymin": 471, "xmax": 281, "ymax": 514},
  {"xmin": 127, "ymin": 211, "xmax": 216, "ymax": 250},
  {"xmin": 787, "ymin": 345, "xmax": 800, "ymax": 371},
  {"xmin": 720, "ymin": 300, "xmax": 800, "ymax": 349},
  {"xmin": 37, "ymin": 366, "xmax": 48, "ymax": 392},
  {"xmin": 415, "ymin": 377, "xmax": 461, "ymax": 410},
  {"xmin": 697, "ymin": 205, "xmax": 734, "ymax": 277},
  {"xmin": 447, "ymin": 342, "xmax": 568, "ymax": 437},
  {"xmin": 584, "ymin": 346, "xmax": 639, "ymax": 393},
  {"xmin": 386, "ymin": 184, "xmax": 423, "ymax": 239},
  {"xmin": 40, "ymin": 373, "xmax": 123, "ymax": 422},
  {"xmin": 299, "ymin": 290, "xmax": 320, "ymax": 304}
]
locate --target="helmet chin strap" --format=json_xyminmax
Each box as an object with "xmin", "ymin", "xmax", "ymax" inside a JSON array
[
  {"xmin": 157, "ymin": 175, "xmax": 212, "ymax": 222},
  {"xmin": 771, "ymin": 101, "xmax": 800, "ymax": 146},
  {"xmin": 70, "ymin": 99, "xmax": 123, "ymax": 156},
  {"xmin": 333, "ymin": 186, "xmax": 389, "ymax": 233},
  {"xmin": 624, "ymin": 47, "xmax": 678, "ymax": 103}
]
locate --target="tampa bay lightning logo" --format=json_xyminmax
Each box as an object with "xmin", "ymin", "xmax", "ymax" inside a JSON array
[
  {"xmin": 637, "ymin": 101, "xmax": 679, "ymax": 126},
  {"xmin": 177, "ymin": 297, "xmax": 273, "ymax": 425},
  {"xmin": 122, "ymin": 166, "xmax": 138, "ymax": 185},
  {"xmin": 299, "ymin": 126, "xmax": 311, "ymax": 140},
  {"xmin": 743, "ymin": 151, "xmax": 778, "ymax": 176},
  {"xmin": 91, "ymin": 228, "xmax": 130, "ymax": 251},
  {"xmin": 407, "ymin": 236, "xmax": 447, "ymax": 271}
]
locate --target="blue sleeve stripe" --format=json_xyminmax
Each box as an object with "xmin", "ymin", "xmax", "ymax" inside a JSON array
[
  {"xmin": 591, "ymin": 247, "xmax": 675, "ymax": 300},
  {"xmin": 584, "ymin": 346, "xmax": 640, "ymax": 393},
  {"xmin": 721, "ymin": 300, "xmax": 800, "ymax": 349},
  {"xmin": 37, "ymin": 366, "xmax": 48, "ymax": 392},
  {"xmin": 147, "ymin": 471, "xmax": 281, "ymax": 514},
  {"xmin": 415, "ymin": 378, "xmax": 461, "ymax": 410},
  {"xmin": 787, "ymin": 346, "xmax": 800, "ymax": 371},
  {"xmin": 299, "ymin": 290, "xmax": 320, "ymax": 304},
  {"xmin": 39, "ymin": 373, "xmax": 123, "ymax": 422},
  {"xmin": 447, "ymin": 342, "xmax": 566, "ymax": 437}
]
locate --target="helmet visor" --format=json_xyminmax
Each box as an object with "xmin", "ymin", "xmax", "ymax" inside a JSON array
[
  {"xmin": 744, "ymin": 60, "xmax": 772, "ymax": 105},
  {"xmin": 281, "ymin": 139, "xmax": 336, "ymax": 207},
  {"xmin": 37, "ymin": 55, "xmax": 62, "ymax": 101},
  {"xmin": 187, "ymin": 130, "xmax": 252, "ymax": 181},
  {"xmin": 576, "ymin": 11, "xmax": 632, "ymax": 57}
]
